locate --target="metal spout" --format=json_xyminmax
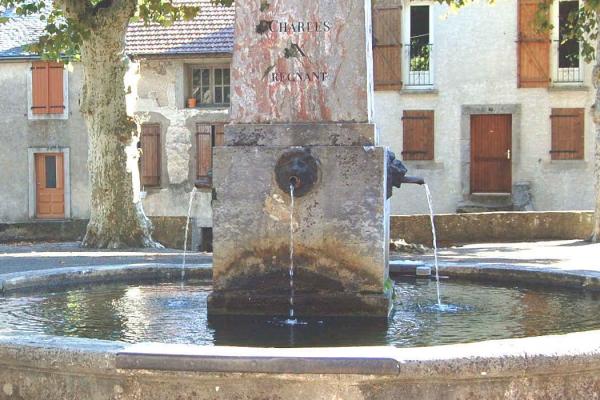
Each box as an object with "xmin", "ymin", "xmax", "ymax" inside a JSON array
[
  {"xmin": 386, "ymin": 150, "xmax": 425, "ymax": 198},
  {"xmin": 400, "ymin": 175, "xmax": 425, "ymax": 185}
]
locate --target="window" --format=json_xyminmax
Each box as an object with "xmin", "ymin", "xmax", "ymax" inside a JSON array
[
  {"xmin": 404, "ymin": 4, "xmax": 433, "ymax": 87},
  {"xmin": 402, "ymin": 110, "xmax": 434, "ymax": 160},
  {"xmin": 550, "ymin": 108, "xmax": 584, "ymax": 160},
  {"xmin": 517, "ymin": 0, "xmax": 550, "ymax": 88},
  {"xmin": 554, "ymin": 0, "xmax": 583, "ymax": 83},
  {"xmin": 372, "ymin": 2, "xmax": 402, "ymax": 90},
  {"xmin": 140, "ymin": 124, "xmax": 161, "ymax": 187},
  {"xmin": 30, "ymin": 61, "xmax": 67, "ymax": 117},
  {"xmin": 190, "ymin": 67, "xmax": 231, "ymax": 106},
  {"xmin": 196, "ymin": 123, "xmax": 225, "ymax": 187},
  {"xmin": 45, "ymin": 155, "xmax": 57, "ymax": 188}
]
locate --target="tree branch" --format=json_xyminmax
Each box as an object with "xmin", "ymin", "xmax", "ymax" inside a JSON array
[{"xmin": 55, "ymin": 0, "xmax": 93, "ymax": 22}]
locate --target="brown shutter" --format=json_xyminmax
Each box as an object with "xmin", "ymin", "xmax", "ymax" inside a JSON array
[
  {"xmin": 140, "ymin": 124, "xmax": 161, "ymax": 187},
  {"xmin": 32, "ymin": 61, "xmax": 65, "ymax": 114},
  {"xmin": 373, "ymin": 1, "xmax": 402, "ymax": 90},
  {"xmin": 31, "ymin": 62, "xmax": 49, "ymax": 114},
  {"xmin": 214, "ymin": 124, "xmax": 225, "ymax": 146},
  {"xmin": 550, "ymin": 108, "xmax": 584, "ymax": 160},
  {"xmin": 402, "ymin": 110, "xmax": 434, "ymax": 160},
  {"xmin": 196, "ymin": 124, "xmax": 213, "ymax": 180},
  {"xmin": 518, "ymin": 0, "xmax": 550, "ymax": 88},
  {"xmin": 48, "ymin": 62, "xmax": 65, "ymax": 114}
]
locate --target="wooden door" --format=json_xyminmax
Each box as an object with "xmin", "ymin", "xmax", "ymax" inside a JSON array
[
  {"xmin": 470, "ymin": 115, "xmax": 512, "ymax": 193},
  {"xmin": 35, "ymin": 153, "xmax": 65, "ymax": 219}
]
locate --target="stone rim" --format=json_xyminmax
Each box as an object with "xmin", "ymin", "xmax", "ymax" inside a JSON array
[{"xmin": 0, "ymin": 263, "xmax": 599, "ymax": 376}]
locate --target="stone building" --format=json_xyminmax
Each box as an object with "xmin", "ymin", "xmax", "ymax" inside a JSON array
[{"xmin": 0, "ymin": 0, "xmax": 595, "ymax": 244}]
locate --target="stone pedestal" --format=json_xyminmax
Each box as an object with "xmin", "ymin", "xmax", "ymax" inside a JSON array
[{"xmin": 209, "ymin": 0, "xmax": 392, "ymax": 317}]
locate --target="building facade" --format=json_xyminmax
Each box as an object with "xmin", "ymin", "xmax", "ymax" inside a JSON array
[{"xmin": 0, "ymin": 0, "xmax": 595, "ymax": 241}]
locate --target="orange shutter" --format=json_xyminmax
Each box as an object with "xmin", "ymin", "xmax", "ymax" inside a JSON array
[
  {"xmin": 373, "ymin": 1, "xmax": 402, "ymax": 90},
  {"xmin": 197, "ymin": 124, "xmax": 213, "ymax": 180},
  {"xmin": 31, "ymin": 62, "xmax": 49, "ymax": 114},
  {"xmin": 140, "ymin": 124, "xmax": 161, "ymax": 186},
  {"xmin": 48, "ymin": 62, "xmax": 65, "ymax": 114},
  {"xmin": 402, "ymin": 110, "xmax": 434, "ymax": 160},
  {"xmin": 32, "ymin": 61, "xmax": 65, "ymax": 114},
  {"xmin": 518, "ymin": 0, "xmax": 550, "ymax": 88},
  {"xmin": 550, "ymin": 108, "xmax": 584, "ymax": 160}
]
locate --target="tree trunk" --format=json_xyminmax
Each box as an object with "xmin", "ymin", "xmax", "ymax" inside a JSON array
[
  {"xmin": 592, "ymin": 16, "xmax": 600, "ymax": 242},
  {"xmin": 79, "ymin": 6, "xmax": 160, "ymax": 248}
]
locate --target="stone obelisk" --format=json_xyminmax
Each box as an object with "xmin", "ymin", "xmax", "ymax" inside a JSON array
[{"xmin": 208, "ymin": 0, "xmax": 391, "ymax": 317}]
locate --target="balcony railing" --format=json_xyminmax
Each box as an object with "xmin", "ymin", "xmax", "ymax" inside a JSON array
[
  {"xmin": 405, "ymin": 43, "xmax": 433, "ymax": 87},
  {"xmin": 553, "ymin": 40, "xmax": 583, "ymax": 84}
]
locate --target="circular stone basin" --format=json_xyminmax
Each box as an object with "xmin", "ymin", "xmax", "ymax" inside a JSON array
[{"xmin": 1, "ymin": 278, "xmax": 599, "ymax": 348}]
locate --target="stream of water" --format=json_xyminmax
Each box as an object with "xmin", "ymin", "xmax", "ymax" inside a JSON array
[
  {"xmin": 181, "ymin": 187, "xmax": 197, "ymax": 283},
  {"xmin": 424, "ymin": 184, "xmax": 442, "ymax": 308},
  {"xmin": 288, "ymin": 183, "xmax": 296, "ymax": 322}
]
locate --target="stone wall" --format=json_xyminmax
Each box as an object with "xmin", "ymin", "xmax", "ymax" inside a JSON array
[
  {"xmin": 391, "ymin": 211, "xmax": 594, "ymax": 246},
  {"xmin": 126, "ymin": 58, "xmax": 232, "ymax": 234}
]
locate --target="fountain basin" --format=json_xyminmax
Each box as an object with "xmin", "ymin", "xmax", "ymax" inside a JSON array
[{"xmin": 0, "ymin": 264, "xmax": 599, "ymax": 399}]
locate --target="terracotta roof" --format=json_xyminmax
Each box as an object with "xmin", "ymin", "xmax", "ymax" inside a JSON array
[{"xmin": 125, "ymin": 0, "xmax": 235, "ymax": 56}]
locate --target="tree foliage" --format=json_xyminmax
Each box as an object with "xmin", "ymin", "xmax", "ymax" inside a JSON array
[{"xmin": 0, "ymin": 0, "xmax": 234, "ymax": 61}]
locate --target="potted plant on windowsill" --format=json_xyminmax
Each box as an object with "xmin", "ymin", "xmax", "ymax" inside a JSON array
[{"xmin": 187, "ymin": 97, "xmax": 197, "ymax": 108}]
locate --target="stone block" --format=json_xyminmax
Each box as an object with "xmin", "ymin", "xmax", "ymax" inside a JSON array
[
  {"xmin": 230, "ymin": 0, "xmax": 374, "ymax": 123},
  {"xmin": 210, "ymin": 144, "xmax": 390, "ymax": 316},
  {"xmin": 225, "ymin": 123, "xmax": 377, "ymax": 146}
]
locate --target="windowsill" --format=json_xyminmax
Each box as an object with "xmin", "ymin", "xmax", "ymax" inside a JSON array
[
  {"xmin": 402, "ymin": 160, "xmax": 444, "ymax": 170},
  {"xmin": 400, "ymin": 87, "xmax": 438, "ymax": 95},
  {"xmin": 548, "ymin": 84, "xmax": 590, "ymax": 92},
  {"xmin": 186, "ymin": 105, "xmax": 230, "ymax": 109},
  {"xmin": 28, "ymin": 112, "xmax": 69, "ymax": 121}
]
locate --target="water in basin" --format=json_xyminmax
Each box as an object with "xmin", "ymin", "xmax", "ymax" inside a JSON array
[{"xmin": 1, "ymin": 279, "xmax": 598, "ymax": 348}]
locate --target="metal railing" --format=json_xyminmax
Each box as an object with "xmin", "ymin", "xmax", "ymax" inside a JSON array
[
  {"xmin": 553, "ymin": 40, "xmax": 583, "ymax": 84},
  {"xmin": 405, "ymin": 43, "xmax": 433, "ymax": 86}
]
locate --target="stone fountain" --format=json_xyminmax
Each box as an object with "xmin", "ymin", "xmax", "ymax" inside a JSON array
[{"xmin": 208, "ymin": 0, "xmax": 421, "ymax": 317}]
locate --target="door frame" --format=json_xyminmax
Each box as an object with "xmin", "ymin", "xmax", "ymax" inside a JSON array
[
  {"xmin": 28, "ymin": 147, "xmax": 71, "ymax": 220},
  {"xmin": 460, "ymin": 105, "xmax": 521, "ymax": 199}
]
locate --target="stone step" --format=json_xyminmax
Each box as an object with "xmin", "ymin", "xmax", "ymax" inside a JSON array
[{"xmin": 457, "ymin": 194, "xmax": 514, "ymax": 213}]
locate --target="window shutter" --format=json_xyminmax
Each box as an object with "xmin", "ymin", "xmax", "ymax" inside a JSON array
[
  {"xmin": 214, "ymin": 124, "xmax": 225, "ymax": 146},
  {"xmin": 32, "ymin": 61, "xmax": 65, "ymax": 114},
  {"xmin": 31, "ymin": 62, "xmax": 49, "ymax": 114},
  {"xmin": 48, "ymin": 62, "xmax": 65, "ymax": 114},
  {"xmin": 373, "ymin": 1, "xmax": 402, "ymax": 90},
  {"xmin": 518, "ymin": 0, "xmax": 550, "ymax": 88},
  {"xmin": 196, "ymin": 124, "xmax": 213, "ymax": 180},
  {"xmin": 402, "ymin": 110, "xmax": 434, "ymax": 160},
  {"xmin": 550, "ymin": 108, "xmax": 584, "ymax": 160},
  {"xmin": 140, "ymin": 124, "xmax": 161, "ymax": 186}
]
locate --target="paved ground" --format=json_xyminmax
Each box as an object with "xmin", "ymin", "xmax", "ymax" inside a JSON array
[
  {"xmin": 1, "ymin": 239, "xmax": 599, "ymax": 276},
  {"xmin": 0, "ymin": 242, "xmax": 211, "ymax": 274},
  {"xmin": 392, "ymin": 239, "xmax": 600, "ymax": 276}
]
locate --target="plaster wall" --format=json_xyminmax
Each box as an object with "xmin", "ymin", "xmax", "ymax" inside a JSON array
[
  {"xmin": 374, "ymin": 0, "xmax": 596, "ymax": 215},
  {"xmin": 0, "ymin": 62, "xmax": 89, "ymax": 223}
]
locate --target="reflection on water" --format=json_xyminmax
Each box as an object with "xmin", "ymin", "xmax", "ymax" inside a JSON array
[{"xmin": 0, "ymin": 279, "xmax": 599, "ymax": 348}]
